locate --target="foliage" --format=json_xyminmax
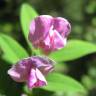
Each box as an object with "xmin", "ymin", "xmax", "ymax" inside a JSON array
[{"xmin": 0, "ymin": 0, "xmax": 96, "ymax": 96}]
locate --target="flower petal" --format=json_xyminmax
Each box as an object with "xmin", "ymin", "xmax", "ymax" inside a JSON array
[
  {"xmin": 53, "ymin": 17, "xmax": 71, "ymax": 37},
  {"xmin": 27, "ymin": 68, "xmax": 47, "ymax": 89},
  {"xmin": 7, "ymin": 59, "xmax": 31, "ymax": 82},
  {"xmin": 39, "ymin": 28, "xmax": 67, "ymax": 53},
  {"xmin": 28, "ymin": 15, "xmax": 53, "ymax": 46},
  {"xmin": 52, "ymin": 30, "xmax": 67, "ymax": 50},
  {"xmin": 27, "ymin": 68, "xmax": 37, "ymax": 89},
  {"xmin": 31, "ymin": 56, "xmax": 54, "ymax": 75},
  {"xmin": 35, "ymin": 68, "xmax": 47, "ymax": 86}
]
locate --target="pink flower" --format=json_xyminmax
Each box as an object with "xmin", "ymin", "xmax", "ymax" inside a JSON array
[
  {"xmin": 7, "ymin": 56, "xmax": 54, "ymax": 89},
  {"xmin": 28, "ymin": 15, "xmax": 71, "ymax": 54}
]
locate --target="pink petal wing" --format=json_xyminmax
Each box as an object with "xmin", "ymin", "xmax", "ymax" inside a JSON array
[
  {"xmin": 52, "ymin": 30, "xmax": 67, "ymax": 50},
  {"xmin": 53, "ymin": 17, "xmax": 71, "ymax": 37},
  {"xmin": 35, "ymin": 68, "xmax": 47, "ymax": 86},
  {"xmin": 30, "ymin": 56, "xmax": 54, "ymax": 75},
  {"xmin": 27, "ymin": 68, "xmax": 47, "ymax": 89},
  {"xmin": 27, "ymin": 68, "xmax": 37, "ymax": 89},
  {"xmin": 28, "ymin": 15, "xmax": 53, "ymax": 46},
  {"xmin": 7, "ymin": 59, "xmax": 31, "ymax": 82}
]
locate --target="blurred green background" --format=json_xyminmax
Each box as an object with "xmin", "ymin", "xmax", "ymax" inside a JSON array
[{"xmin": 0, "ymin": 0, "xmax": 96, "ymax": 96}]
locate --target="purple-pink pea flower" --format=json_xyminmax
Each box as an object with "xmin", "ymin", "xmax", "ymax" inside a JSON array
[
  {"xmin": 7, "ymin": 56, "xmax": 54, "ymax": 89},
  {"xmin": 28, "ymin": 15, "xmax": 71, "ymax": 54}
]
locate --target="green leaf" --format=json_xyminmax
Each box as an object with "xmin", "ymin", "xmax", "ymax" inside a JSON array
[
  {"xmin": 55, "ymin": 62, "xmax": 68, "ymax": 72},
  {"xmin": 20, "ymin": 3, "xmax": 38, "ymax": 50},
  {"xmin": 49, "ymin": 40, "xmax": 96, "ymax": 62},
  {"xmin": 42, "ymin": 73, "xmax": 86, "ymax": 93},
  {"xmin": 0, "ymin": 34, "xmax": 28, "ymax": 64}
]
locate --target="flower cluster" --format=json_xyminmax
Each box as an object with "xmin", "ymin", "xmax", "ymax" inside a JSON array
[{"xmin": 8, "ymin": 15, "xmax": 71, "ymax": 89}]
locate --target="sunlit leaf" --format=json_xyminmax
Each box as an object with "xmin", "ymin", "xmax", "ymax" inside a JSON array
[
  {"xmin": 42, "ymin": 73, "xmax": 86, "ymax": 93},
  {"xmin": 0, "ymin": 34, "xmax": 28, "ymax": 64},
  {"xmin": 20, "ymin": 3, "xmax": 38, "ymax": 51},
  {"xmin": 50, "ymin": 40, "xmax": 96, "ymax": 62}
]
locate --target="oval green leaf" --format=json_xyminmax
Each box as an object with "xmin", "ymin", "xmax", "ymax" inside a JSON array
[
  {"xmin": 0, "ymin": 34, "xmax": 28, "ymax": 64},
  {"xmin": 42, "ymin": 73, "xmax": 86, "ymax": 93},
  {"xmin": 49, "ymin": 40, "xmax": 96, "ymax": 62},
  {"xmin": 20, "ymin": 3, "xmax": 38, "ymax": 50}
]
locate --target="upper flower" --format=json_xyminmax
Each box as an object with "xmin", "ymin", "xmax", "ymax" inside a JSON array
[
  {"xmin": 28, "ymin": 15, "xmax": 71, "ymax": 54},
  {"xmin": 7, "ymin": 56, "xmax": 54, "ymax": 89}
]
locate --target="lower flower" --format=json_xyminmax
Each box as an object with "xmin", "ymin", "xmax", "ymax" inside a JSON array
[{"xmin": 7, "ymin": 56, "xmax": 54, "ymax": 89}]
